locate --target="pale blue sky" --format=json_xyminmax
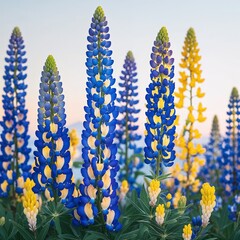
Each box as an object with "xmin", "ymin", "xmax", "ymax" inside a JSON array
[{"xmin": 0, "ymin": 0, "xmax": 240, "ymax": 137}]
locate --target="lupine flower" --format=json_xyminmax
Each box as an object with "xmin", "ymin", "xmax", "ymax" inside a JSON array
[
  {"xmin": 192, "ymin": 216, "xmax": 202, "ymax": 238},
  {"xmin": 228, "ymin": 194, "xmax": 240, "ymax": 221},
  {"xmin": 200, "ymin": 182, "xmax": 216, "ymax": 227},
  {"xmin": 119, "ymin": 180, "xmax": 129, "ymax": 201},
  {"xmin": 0, "ymin": 217, "xmax": 5, "ymax": 226},
  {"xmin": 144, "ymin": 27, "xmax": 176, "ymax": 176},
  {"xmin": 116, "ymin": 51, "xmax": 143, "ymax": 190},
  {"xmin": 32, "ymin": 55, "xmax": 73, "ymax": 204},
  {"xmin": 221, "ymin": 87, "xmax": 240, "ymax": 195},
  {"xmin": 69, "ymin": 129, "xmax": 80, "ymax": 165},
  {"xmin": 200, "ymin": 115, "xmax": 221, "ymax": 185},
  {"xmin": 155, "ymin": 204, "xmax": 165, "ymax": 225},
  {"xmin": 177, "ymin": 195, "xmax": 187, "ymax": 214},
  {"xmin": 182, "ymin": 224, "xmax": 192, "ymax": 240},
  {"xmin": 148, "ymin": 179, "xmax": 161, "ymax": 206},
  {"xmin": 0, "ymin": 27, "xmax": 31, "ymax": 198},
  {"xmin": 73, "ymin": 6, "xmax": 121, "ymax": 231},
  {"xmin": 166, "ymin": 193, "xmax": 172, "ymax": 208},
  {"xmin": 22, "ymin": 178, "xmax": 39, "ymax": 232},
  {"xmin": 174, "ymin": 28, "xmax": 206, "ymax": 195}
]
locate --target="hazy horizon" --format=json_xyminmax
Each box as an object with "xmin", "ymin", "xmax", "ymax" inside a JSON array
[{"xmin": 0, "ymin": 0, "xmax": 240, "ymax": 138}]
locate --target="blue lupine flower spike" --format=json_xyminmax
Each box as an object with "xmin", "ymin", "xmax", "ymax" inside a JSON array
[
  {"xmin": 0, "ymin": 27, "xmax": 31, "ymax": 198},
  {"xmin": 144, "ymin": 27, "xmax": 176, "ymax": 176},
  {"xmin": 72, "ymin": 6, "xmax": 121, "ymax": 231},
  {"xmin": 32, "ymin": 55, "xmax": 74, "ymax": 204},
  {"xmin": 221, "ymin": 87, "xmax": 240, "ymax": 196},
  {"xmin": 116, "ymin": 51, "xmax": 143, "ymax": 191},
  {"xmin": 200, "ymin": 115, "xmax": 221, "ymax": 185}
]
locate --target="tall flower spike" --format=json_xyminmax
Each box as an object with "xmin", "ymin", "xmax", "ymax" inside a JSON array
[
  {"xmin": 200, "ymin": 115, "xmax": 221, "ymax": 185},
  {"xmin": 182, "ymin": 224, "xmax": 192, "ymax": 240},
  {"xmin": 155, "ymin": 204, "xmax": 165, "ymax": 225},
  {"xmin": 22, "ymin": 178, "xmax": 39, "ymax": 232},
  {"xmin": 32, "ymin": 55, "xmax": 73, "ymax": 204},
  {"xmin": 116, "ymin": 51, "xmax": 143, "ymax": 190},
  {"xmin": 73, "ymin": 6, "xmax": 121, "ymax": 231},
  {"xmin": 148, "ymin": 179, "xmax": 161, "ymax": 206},
  {"xmin": 144, "ymin": 27, "xmax": 176, "ymax": 176},
  {"xmin": 200, "ymin": 182, "xmax": 216, "ymax": 227},
  {"xmin": 69, "ymin": 129, "xmax": 80, "ymax": 164},
  {"xmin": 174, "ymin": 28, "xmax": 206, "ymax": 195},
  {"xmin": 0, "ymin": 27, "xmax": 31, "ymax": 198},
  {"xmin": 221, "ymin": 87, "xmax": 240, "ymax": 195}
]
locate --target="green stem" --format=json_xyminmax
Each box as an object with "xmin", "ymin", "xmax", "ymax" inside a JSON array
[
  {"xmin": 232, "ymin": 104, "xmax": 237, "ymax": 194},
  {"xmin": 124, "ymin": 79, "xmax": 129, "ymax": 179},
  {"xmin": 49, "ymin": 74, "xmax": 58, "ymax": 206},
  {"xmin": 185, "ymin": 71, "xmax": 193, "ymax": 200},
  {"xmin": 95, "ymin": 31, "xmax": 106, "ymax": 229},
  {"xmin": 12, "ymin": 43, "xmax": 19, "ymax": 203}
]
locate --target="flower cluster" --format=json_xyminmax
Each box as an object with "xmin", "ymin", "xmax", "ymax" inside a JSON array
[
  {"xmin": 200, "ymin": 182, "xmax": 216, "ymax": 227},
  {"xmin": 73, "ymin": 6, "xmax": 121, "ymax": 231},
  {"xmin": 32, "ymin": 55, "xmax": 74, "ymax": 204},
  {"xmin": 144, "ymin": 27, "xmax": 176, "ymax": 176},
  {"xmin": 0, "ymin": 27, "xmax": 31, "ymax": 198},
  {"xmin": 69, "ymin": 129, "xmax": 80, "ymax": 164},
  {"xmin": 155, "ymin": 204, "xmax": 165, "ymax": 225},
  {"xmin": 200, "ymin": 115, "xmax": 221, "ymax": 184},
  {"xmin": 119, "ymin": 180, "xmax": 129, "ymax": 201},
  {"xmin": 22, "ymin": 178, "xmax": 39, "ymax": 232},
  {"xmin": 148, "ymin": 179, "xmax": 161, "ymax": 206},
  {"xmin": 174, "ymin": 28, "xmax": 206, "ymax": 194},
  {"xmin": 116, "ymin": 51, "xmax": 143, "ymax": 190},
  {"xmin": 228, "ymin": 194, "xmax": 240, "ymax": 221},
  {"xmin": 182, "ymin": 224, "xmax": 192, "ymax": 240},
  {"xmin": 191, "ymin": 216, "xmax": 202, "ymax": 238},
  {"xmin": 221, "ymin": 87, "xmax": 240, "ymax": 195}
]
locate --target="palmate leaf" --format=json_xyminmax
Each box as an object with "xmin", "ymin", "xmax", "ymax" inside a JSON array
[
  {"xmin": 9, "ymin": 219, "xmax": 35, "ymax": 240},
  {"xmin": 72, "ymin": 161, "xmax": 82, "ymax": 168},
  {"xmin": 145, "ymin": 173, "xmax": 172, "ymax": 181},
  {"xmin": 37, "ymin": 221, "xmax": 51, "ymax": 240},
  {"xmin": 115, "ymin": 229, "xmax": 139, "ymax": 240},
  {"xmin": 57, "ymin": 234, "xmax": 80, "ymax": 240},
  {"xmin": 83, "ymin": 231, "xmax": 110, "ymax": 240}
]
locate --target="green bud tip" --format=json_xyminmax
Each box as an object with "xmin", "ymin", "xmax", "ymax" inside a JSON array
[
  {"xmin": 0, "ymin": 216, "xmax": 5, "ymax": 226},
  {"xmin": 231, "ymin": 87, "xmax": 239, "ymax": 98},
  {"xmin": 212, "ymin": 115, "xmax": 220, "ymax": 132},
  {"xmin": 45, "ymin": 55, "xmax": 57, "ymax": 73},
  {"xmin": 13, "ymin": 27, "xmax": 21, "ymax": 37},
  {"xmin": 94, "ymin": 6, "xmax": 105, "ymax": 22},
  {"xmin": 187, "ymin": 27, "xmax": 196, "ymax": 41},
  {"xmin": 127, "ymin": 51, "xmax": 134, "ymax": 60},
  {"xmin": 156, "ymin": 27, "xmax": 169, "ymax": 43},
  {"xmin": 178, "ymin": 196, "xmax": 187, "ymax": 208}
]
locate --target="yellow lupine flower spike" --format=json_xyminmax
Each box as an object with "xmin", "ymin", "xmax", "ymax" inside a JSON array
[
  {"xmin": 69, "ymin": 128, "xmax": 80, "ymax": 159},
  {"xmin": 200, "ymin": 183, "xmax": 216, "ymax": 227},
  {"xmin": 182, "ymin": 224, "xmax": 192, "ymax": 240},
  {"xmin": 148, "ymin": 179, "xmax": 161, "ymax": 206},
  {"xmin": 155, "ymin": 204, "xmax": 165, "ymax": 225},
  {"xmin": 175, "ymin": 27, "xmax": 206, "ymax": 194},
  {"xmin": 22, "ymin": 178, "xmax": 39, "ymax": 232},
  {"xmin": 119, "ymin": 180, "xmax": 129, "ymax": 201}
]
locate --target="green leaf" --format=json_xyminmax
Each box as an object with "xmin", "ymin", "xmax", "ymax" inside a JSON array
[
  {"xmin": 7, "ymin": 227, "xmax": 18, "ymax": 240},
  {"xmin": 38, "ymin": 221, "xmax": 50, "ymax": 240},
  {"xmin": 58, "ymin": 234, "xmax": 79, "ymax": 240},
  {"xmin": 83, "ymin": 231, "xmax": 109, "ymax": 240},
  {"xmin": 116, "ymin": 229, "xmax": 139, "ymax": 240},
  {"xmin": 54, "ymin": 217, "xmax": 62, "ymax": 235},
  {"xmin": 73, "ymin": 161, "xmax": 82, "ymax": 168},
  {"xmin": 233, "ymin": 230, "xmax": 240, "ymax": 240},
  {"xmin": 9, "ymin": 220, "xmax": 35, "ymax": 240}
]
